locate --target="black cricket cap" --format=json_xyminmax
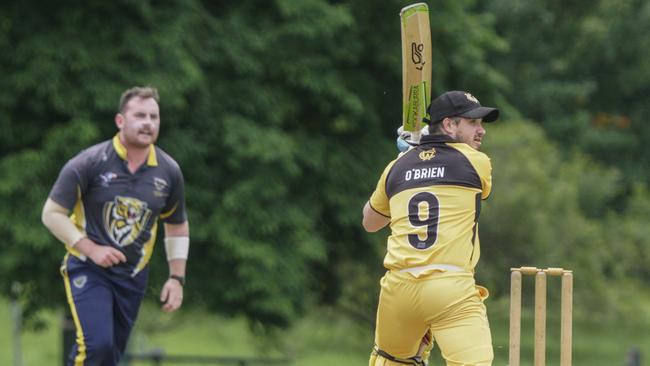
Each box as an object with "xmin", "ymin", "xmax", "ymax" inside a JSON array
[{"xmin": 428, "ymin": 91, "xmax": 499, "ymax": 124}]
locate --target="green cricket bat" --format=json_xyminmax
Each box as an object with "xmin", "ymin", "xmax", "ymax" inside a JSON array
[{"xmin": 400, "ymin": 3, "xmax": 432, "ymax": 141}]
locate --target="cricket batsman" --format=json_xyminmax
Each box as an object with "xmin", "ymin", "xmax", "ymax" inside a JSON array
[{"xmin": 363, "ymin": 90, "xmax": 499, "ymax": 366}]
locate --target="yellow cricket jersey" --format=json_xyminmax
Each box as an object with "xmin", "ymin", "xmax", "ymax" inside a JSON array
[{"xmin": 369, "ymin": 134, "xmax": 492, "ymax": 272}]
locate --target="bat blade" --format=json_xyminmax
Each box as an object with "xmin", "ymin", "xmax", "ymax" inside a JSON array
[{"xmin": 400, "ymin": 3, "xmax": 432, "ymax": 138}]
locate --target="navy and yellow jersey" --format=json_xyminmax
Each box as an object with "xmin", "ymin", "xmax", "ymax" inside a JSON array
[
  {"xmin": 369, "ymin": 134, "xmax": 492, "ymax": 272},
  {"xmin": 49, "ymin": 135, "xmax": 187, "ymax": 278}
]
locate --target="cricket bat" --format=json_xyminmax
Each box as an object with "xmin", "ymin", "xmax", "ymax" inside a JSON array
[{"xmin": 400, "ymin": 3, "xmax": 432, "ymax": 142}]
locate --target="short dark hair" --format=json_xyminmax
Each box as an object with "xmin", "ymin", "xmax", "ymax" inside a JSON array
[
  {"xmin": 428, "ymin": 117, "xmax": 461, "ymax": 135},
  {"xmin": 118, "ymin": 86, "xmax": 160, "ymax": 113}
]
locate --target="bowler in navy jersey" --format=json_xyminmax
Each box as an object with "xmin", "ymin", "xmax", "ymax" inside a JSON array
[{"xmin": 42, "ymin": 86, "xmax": 190, "ymax": 366}]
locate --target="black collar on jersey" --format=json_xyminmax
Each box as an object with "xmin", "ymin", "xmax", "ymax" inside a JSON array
[{"xmin": 420, "ymin": 134, "xmax": 455, "ymax": 145}]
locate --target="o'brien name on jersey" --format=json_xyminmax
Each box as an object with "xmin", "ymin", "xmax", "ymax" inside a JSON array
[{"xmin": 405, "ymin": 166, "xmax": 445, "ymax": 181}]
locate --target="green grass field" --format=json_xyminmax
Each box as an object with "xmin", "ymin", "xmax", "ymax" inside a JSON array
[{"xmin": 1, "ymin": 297, "xmax": 648, "ymax": 366}]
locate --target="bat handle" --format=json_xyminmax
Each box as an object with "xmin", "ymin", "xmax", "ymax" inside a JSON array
[{"xmin": 411, "ymin": 130, "xmax": 421, "ymax": 144}]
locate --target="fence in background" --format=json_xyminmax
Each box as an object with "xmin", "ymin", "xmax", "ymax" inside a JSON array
[
  {"xmin": 11, "ymin": 283, "xmax": 23, "ymax": 366},
  {"xmin": 62, "ymin": 313, "xmax": 291, "ymax": 366},
  {"xmin": 626, "ymin": 347, "xmax": 642, "ymax": 366},
  {"xmin": 122, "ymin": 351, "xmax": 291, "ymax": 366}
]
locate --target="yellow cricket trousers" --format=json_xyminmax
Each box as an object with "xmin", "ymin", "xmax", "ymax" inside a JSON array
[{"xmin": 372, "ymin": 270, "xmax": 493, "ymax": 366}]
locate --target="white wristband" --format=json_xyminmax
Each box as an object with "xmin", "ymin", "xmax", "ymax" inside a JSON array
[{"xmin": 164, "ymin": 236, "xmax": 189, "ymax": 260}]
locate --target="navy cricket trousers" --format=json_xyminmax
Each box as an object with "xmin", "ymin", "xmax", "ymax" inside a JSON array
[{"xmin": 61, "ymin": 254, "xmax": 148, "ymax": 366}]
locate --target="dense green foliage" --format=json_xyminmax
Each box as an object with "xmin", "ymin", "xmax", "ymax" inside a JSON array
[
  {"xmin": 0, "ymin": 0, "xmax": 649, "ymax": 331},
  {"xmin": 485, "ymin": 0, "xmax": 650, "ymax": 183}
]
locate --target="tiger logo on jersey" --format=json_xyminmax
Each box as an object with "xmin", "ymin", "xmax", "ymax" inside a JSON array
[{"xmin": 103, "ymin": 196, "xmax": 152, "ymax": 247}]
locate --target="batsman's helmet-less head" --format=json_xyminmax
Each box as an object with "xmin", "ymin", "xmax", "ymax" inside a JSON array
[{"xmin": 428, "ymin": 91, "xmax": 499, "ymax": 124}]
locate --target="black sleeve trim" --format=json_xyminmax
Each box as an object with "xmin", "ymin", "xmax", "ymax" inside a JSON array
[{"xmin": 369, "ymin": 202, "xmax": 390, "ymax": 218}]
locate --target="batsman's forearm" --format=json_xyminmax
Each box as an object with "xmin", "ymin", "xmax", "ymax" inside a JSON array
[{"xmin": 362, "ymin": 201, "xmax": 390, "ymax": 232}]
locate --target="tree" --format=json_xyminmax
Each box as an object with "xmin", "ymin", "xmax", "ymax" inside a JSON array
[
  {"xmin": 485, "ymin": 0, "xmax": 650, "ymax": 186},
  {"xmin": 0, "ymin": 0, "xmax": 508, "ymax": 327}
]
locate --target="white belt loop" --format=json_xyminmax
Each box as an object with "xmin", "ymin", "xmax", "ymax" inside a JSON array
[{"xmin": 399, "ymin": 263, "xmax": 465, "ymax": 276}]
